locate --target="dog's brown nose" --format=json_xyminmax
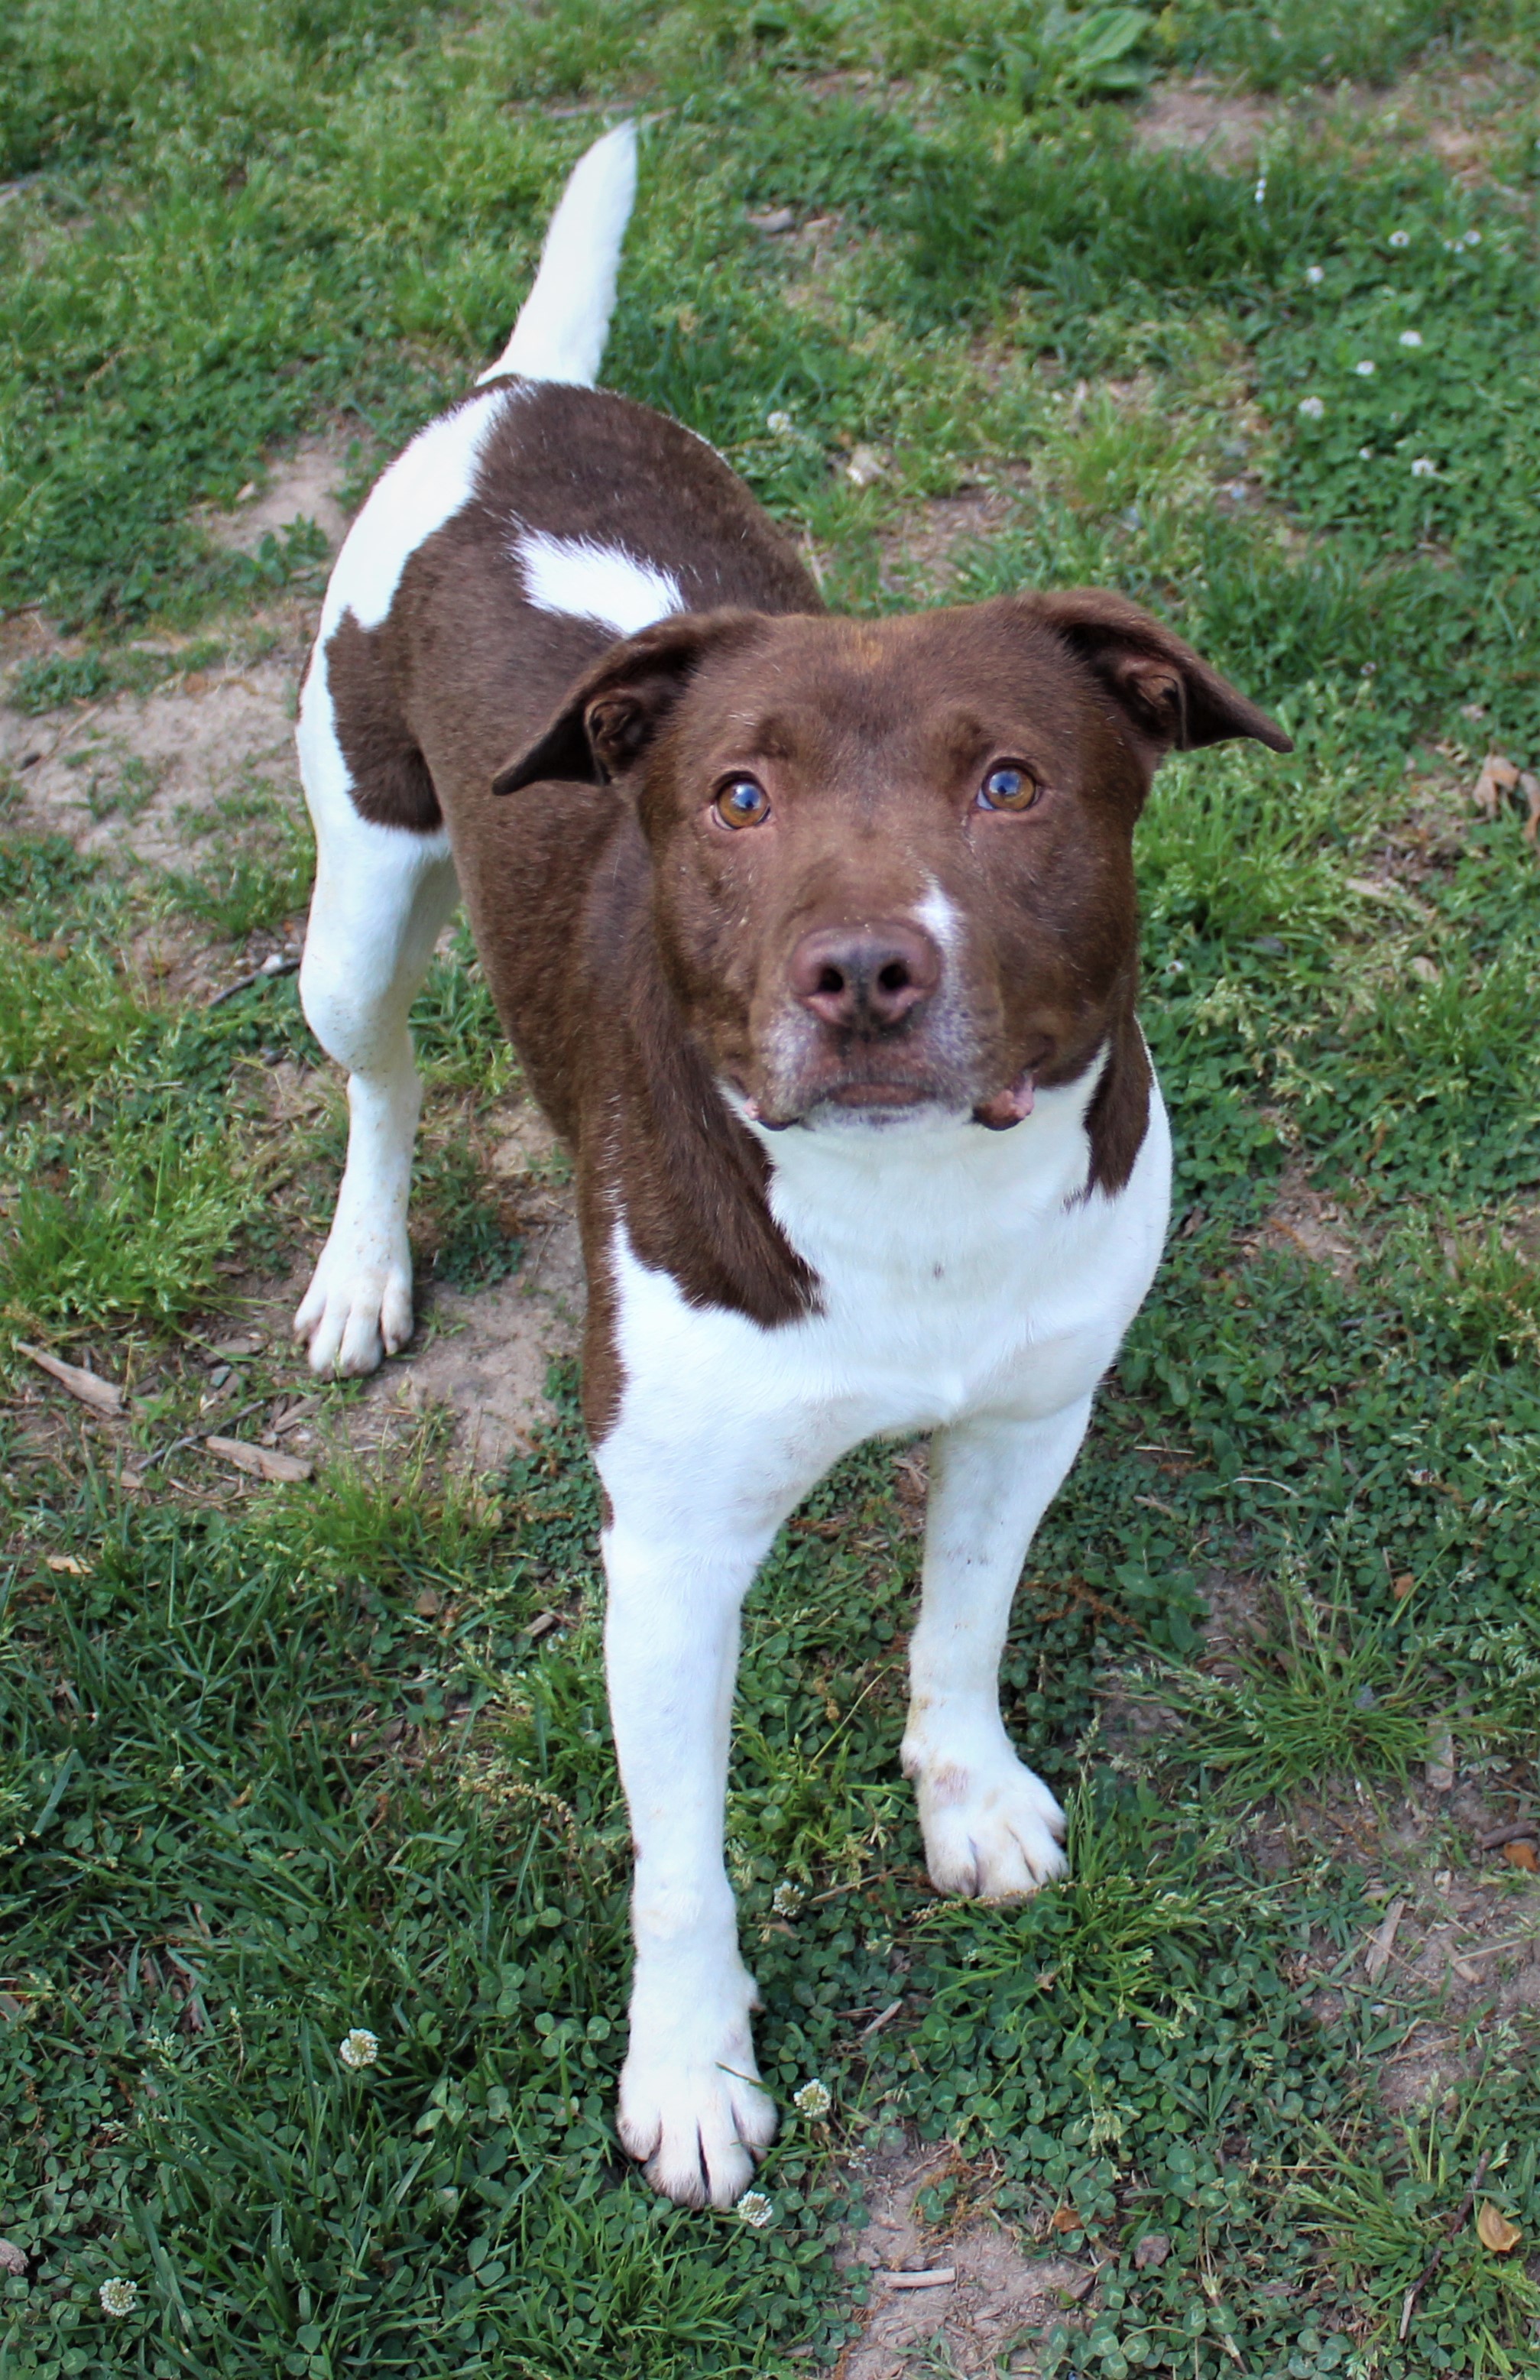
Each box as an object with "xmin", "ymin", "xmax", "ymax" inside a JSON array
[{"xmin": 789, "ymin": 921, "xmax": 942, "ymax": 1033}]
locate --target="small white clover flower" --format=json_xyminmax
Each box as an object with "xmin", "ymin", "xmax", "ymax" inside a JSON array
[
  {"xmin": 770, "ymin": 1879, "xmax": 804, "ymax": 1917},
  {"xmin": 735, "ymin": 2190, "xmax": 775, "ymax": 2228},
  {"xmin": 1305, "ymin": 264, "xmax": 1324, "ymax": 285},
  {"xmin": 765, "ymin": 410, "xmax": 795, "ymax": 436},
  {"xmin": 793, "ymin": 2078, "xmax": 832, "ymax": 2119},
  {"xmin": 1253, "ymin": 175, "xmax": 1267, "ymax": 206},
  {"xmin": 1464, "ymin": 229, "xmax": 1481, "ymax": 246},
  {"xmin": 1297, "ymin": 395, "xmax": 1325, "ymax": 420},
  {"xmin": 1399, "ymin": 329, "xmax": 1425, "ymax": 348},
  {"xmin": 1388, "ymin": 229, "xmax": 1411, "ymax": 248},
  {"xmin": 339, "ymin": 2028, "xmax": 379, "ymax": 2070},
  {"xmin": 1354, "ymin": 359, "xmax": 1376, "ymax": 377},
  {"xmin": 99, "ymin": 2278, "xmax": 138, "ymax": 2317},
  {"xmin": 1359, "ymin": 446, "xmax": 1374, "ymax": 460},
  {"xmin": 1410, "ymin": 456, "xmax": 1438, "ymax": 477}
]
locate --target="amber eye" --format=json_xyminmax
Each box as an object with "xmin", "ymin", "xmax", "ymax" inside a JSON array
[
  {"xmin": 714, "ymin": 776, "xmax": 771, "ymax": 828},
  {"xmin": 976, "ymin": 763, "xmax": 1040, "ymax": 812}
]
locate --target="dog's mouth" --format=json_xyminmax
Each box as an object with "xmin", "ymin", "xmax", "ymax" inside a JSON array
[
  {"xmin": 739, "ymin": 1070, "xmax": 1037, "ymax": 1131},
  {"xmin": 826, "ymin": 1080, "xmax": 932, "ymax": 1110},
  {"xmin": 741, "ymin": 1078, "xmax": 942, "ymax": 1129},
  {"xmin": 731, "ymin": 1040, "xmax": 1055, "ymax": 1134}
]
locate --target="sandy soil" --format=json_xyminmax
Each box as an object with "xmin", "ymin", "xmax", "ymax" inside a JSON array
[{"xmin": 834, "ymin": 2136, "xmax": 1094, "ymax": 2379}]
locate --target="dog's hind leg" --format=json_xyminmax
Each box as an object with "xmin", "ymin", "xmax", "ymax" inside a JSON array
[{"xmin": 292, "ymin": 644, "xmax": 459, "ymax": 1377}]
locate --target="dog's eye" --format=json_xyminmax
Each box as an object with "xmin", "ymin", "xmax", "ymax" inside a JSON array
[
  {"xmin": 714, "ymin": 777, "xmax": 771, "ymax": 828},
  {"xmin": 976, "ymin": 764, "xmax": 1040, "ymax": 813}
]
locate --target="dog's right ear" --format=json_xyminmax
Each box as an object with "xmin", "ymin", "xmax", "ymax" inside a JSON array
[{"xmin": 491, "ymin": 610, "xmax": 767, "ymax": 794}]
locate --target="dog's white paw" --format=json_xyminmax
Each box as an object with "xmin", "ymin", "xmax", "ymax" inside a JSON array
[
  {"xmin": 906, "ymin": 1740, "xmax": 1068, "ymax": 1899},
  {"xmin": 618, "ymin": 2005, "xmax": 777, "ymax": 2207},
  {"xmin": 293, "ymin": 1230, "xmax": 413, "ymax": 1377}
]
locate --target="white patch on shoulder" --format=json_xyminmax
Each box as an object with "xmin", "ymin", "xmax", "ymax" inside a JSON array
[
  {"xmin": 319, "ymin": 385, "xmax": 519, "ymax": 638},
  {"xmin": 514, "ymin": 528, "xmax": 684, "ymax": 638}
]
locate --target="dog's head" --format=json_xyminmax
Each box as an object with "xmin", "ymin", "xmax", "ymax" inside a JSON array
[{"xmin": 494, "ymin": 593, "xmax": 1289, "ymax": 1132}]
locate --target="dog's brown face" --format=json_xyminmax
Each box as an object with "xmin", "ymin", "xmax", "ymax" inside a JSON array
[{"xmin": 497, "ymin": 592, "xmax": 1289, "ymax": 1130}]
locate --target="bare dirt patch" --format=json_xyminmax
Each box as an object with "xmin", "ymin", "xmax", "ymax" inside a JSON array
[
  {"xmin": 1134, "ymin": 79, "xmax": 1274, "ymax": 167},
  {"xmin": 232, "ymin": 1083, "xmax": 584, "ymax": 1472},
  {"xmin": 1366, "ymin": 60, "xmax": 1540, "ymax": 190},
  {"xmin": 354, "ymin": 1114, "xmax": 584, "ymax": 1474},
  {"xmin": 1, "ymin": 605, "xmax": 315, "ymax": 870},
  {"xmin": 1253, "ymin": 1163, "xmax": 1360, "ymax": 1282},
  {"xmin": 1135, "ymin": 60, "xmax": 1540, "ymax": 189},
  {"xmin": 206, "ymin": 431, "xmax": 353, "ymax": 557},
  {"xmin": 354, "ymin": 1240, "xmax": 582, "ymax": 1470},
  {"xmin": 1, "ymin": 430, "xmax": 355, "ymax": 873},
  {"xmin": 833, "ymin": 2136, "xmax": 1094, "ymax": 2378},
  {"xmin": 877, "ymin": 467, "xmax": 1035, "ymax": 604}
]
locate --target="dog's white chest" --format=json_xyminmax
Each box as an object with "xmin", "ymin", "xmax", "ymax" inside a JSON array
[{"xmin": 599, "ymin": 1074, "xmax": 1171, "ymax": 1533}]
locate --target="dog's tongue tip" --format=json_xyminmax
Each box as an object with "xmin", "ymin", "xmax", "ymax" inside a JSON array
[{"xmin": 974, "ymin": 1070, "xmax": 1037, "ymax": 1130}]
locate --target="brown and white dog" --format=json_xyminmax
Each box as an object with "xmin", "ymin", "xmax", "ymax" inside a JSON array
[{"xmin": 292, "ymin": 125, "xmax": 1289, "ymax": 2207}]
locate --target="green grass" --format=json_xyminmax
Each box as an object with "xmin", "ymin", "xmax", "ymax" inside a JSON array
[{"xmin": 3, "ymin": 2, "xmax": 1540, "ymax": 2376}]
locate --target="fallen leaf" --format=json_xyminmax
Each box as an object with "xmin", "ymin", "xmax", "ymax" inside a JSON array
[
  {"xmin": 16, "ymin": 1341, "xmax": 125, "ymax": 1415},
  {"xmin": 845, "ymin": 444, "xmax": 887, "ymax": 488},
  {"xmin": 204, "ymin": 1435, "xmax": 313, "ymax": 1484},
  {"xmin": 43, "ymin": 1554, "xmax": 89, "ymax": 1577},
  {"xmin": 877, "ymin": 2267, "xmax": 956, "ymax": 2289},
  {"xmin": 0, "ymin": 2241, "xmax": 27, "ymax": 2276},
  {"xmin": 414, "ymin": 1588, "xmax": 442, "ymax": 1618},
  {"xmin": 1133, "ymin": 2232, "xmax": 1171, "ymax": 2269},
  {"xmin": 1473, "ymin": 751, "xmax": 1519, "ymax": 816},
  {"xmin": 1477, "ymin": 1821, "xmax": 1538, "ymax": 1851},
  {"xmin": 1503, "ymin": 1840, "xmax": 1538, "ymax": 1874},
  {"xmin": 271, "ymin": 1396, "xmax": 319, "ymax": 1436},
  {"xmin": 1476, "ymin": 2203, "xmax": 1522, "ymax": 2255},
  {"xmin": 1392, "ymin": 1571, "xmax": 1415, "ymax": 1598},
  {"xmin": 1409, "ymin": 955, "xmax": 1441, "ymax": 987},
  {"xmin": 1050, "ymin": 2205, "xmax": 1082, "ymax": 2233},
  {"xmin": 1425, "ymin": 1730, "xmax": 1456, "ymax": 1794},
  {"xmin": 1364, "ymin": 1895, "xmax": 1407, "ymax": 1983},
  {"xmin": 209, "ymin": 1331, "xmax": 265, "ymax": 1358},
  {"xmin": 1521, "ymin": 771, "xmax": 1540, "ymax": 848},
  {"xmin": 746, "ymin": 206, "xmax": 794, "ymax": 233}
]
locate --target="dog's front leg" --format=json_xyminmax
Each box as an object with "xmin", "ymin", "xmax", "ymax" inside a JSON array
[
  {"xmin": 902, "ymin": 1398, "xmax": 1094, "ymax": 1899},
  {"xmin": 604, "ymin": 1516, "xmax": 777, "ymax": 2207}
]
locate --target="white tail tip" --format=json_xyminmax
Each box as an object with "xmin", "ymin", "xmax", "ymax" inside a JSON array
[{"xmin": 478, "ymin": 121, "xmax": 639, "ymax": 391}]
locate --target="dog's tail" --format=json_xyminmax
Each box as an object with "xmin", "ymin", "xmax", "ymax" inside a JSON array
[{"xmin": 476, "ymin": 122, "xmax": 638, "ymax": 390}]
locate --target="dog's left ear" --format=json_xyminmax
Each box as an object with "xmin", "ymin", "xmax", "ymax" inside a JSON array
[
  {"xmin": 1012, "ymin": 589, "xmax": 1292, "ymax": 769},
  {"xmin": 491, "ymin": 610, "xmax": 769, "ymax": 795}
]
